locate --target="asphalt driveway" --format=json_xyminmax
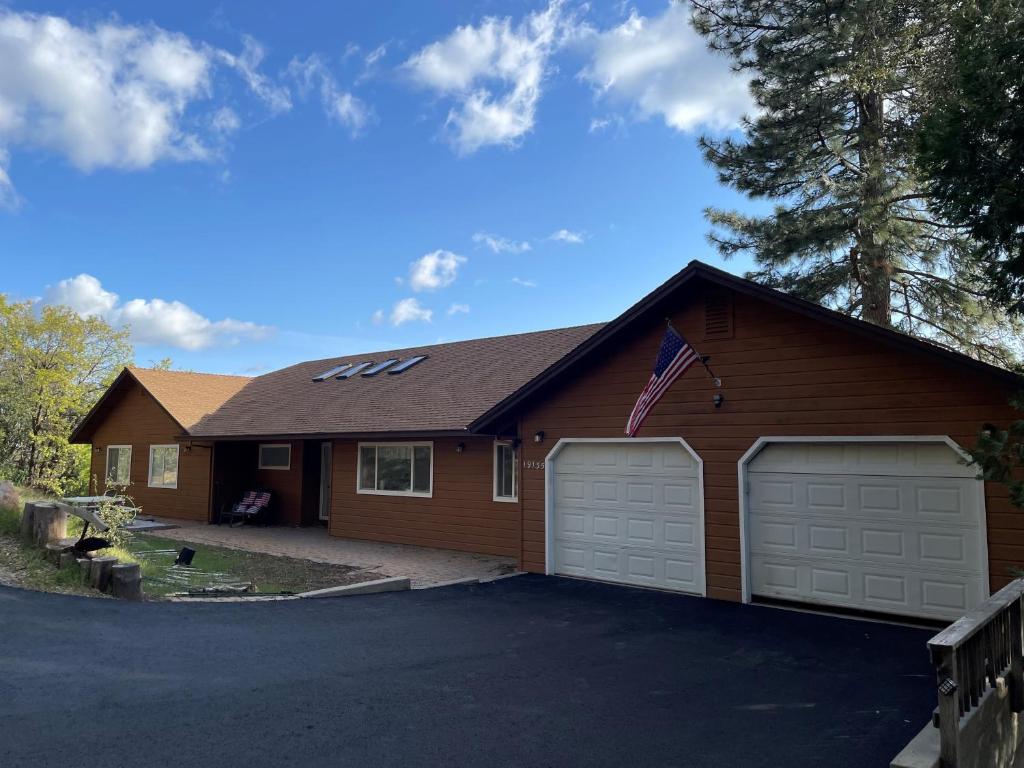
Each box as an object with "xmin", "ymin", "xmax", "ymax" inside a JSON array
[{"xmin": 1, "ymin": 575, "xmax": 934, "ymax": 768}]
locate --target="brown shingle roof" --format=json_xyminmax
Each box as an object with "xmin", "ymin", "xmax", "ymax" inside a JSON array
[
  {"xmin": 129, "ymin": 368, "xmax": 252, "ymax": 430},
  {"xmin": 188, "ymin": 323, "xmax": 604, "ymax": 438}
]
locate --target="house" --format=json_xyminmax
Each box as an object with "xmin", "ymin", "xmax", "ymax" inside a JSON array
[{"xmin": 71, "ymin": 261, "xmax": 1023, "ymax": 621}]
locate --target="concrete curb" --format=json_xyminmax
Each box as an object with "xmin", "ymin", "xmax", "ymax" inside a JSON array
[
  {"xmin": 297, "ymin": 576, "xmax": 411, "ymax": 599},
  {"xmin": 478, "ymin": 571, "xmax": 526, "ymax": 584},
  {"xmin": 412, "ymin": 576, "xmax": 480, "ymax": 590}
]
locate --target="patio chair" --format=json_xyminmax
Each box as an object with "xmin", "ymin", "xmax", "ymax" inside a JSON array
[{"xmin": 220, "ymin": 490, "xmax": 273, "ymax": 527}]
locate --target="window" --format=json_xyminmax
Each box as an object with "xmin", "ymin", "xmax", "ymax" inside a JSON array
[
  {"xmin": 106, "ymin": 445, "xmax": 132, "ymax": 486},
  {"xmin": 357, "ymin": 443, "xmax": 432, "ymax": 497},
  {"xmin": 258, "ymin": 444, "xmax": 291, "ymax": 470},
  {"xmin": 494, "ymin": 442, "xmax": 518, "ymax": 502},
  {"xmin": 148, "ymin": 445, "xmax": 179, "ymax": 489}
]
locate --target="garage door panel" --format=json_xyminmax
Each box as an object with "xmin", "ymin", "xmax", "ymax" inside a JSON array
[
  {"xmin": 749, "ymin": 442, "xmax": 976, "ymax": 478},
  {"xmin": 748, "ymin": 441, "xmax": 985, "ymax": 620},
  {"xmin": 557, "ymin": 473, "xmax": 698, "ymax": 514},
  {"xmin": 752, "ymin": 554, "xmax": 982, "ymax": 619},
  {"xmin": 750, "ymin": 513, "xmax": 982, "ymax": 570},
  {"xmin": 553, "ymin": 441, "xmax": 704, "ymax": 595},
  {"xmin": 750, "ymin": 473, "xmax": 981, "ymax": 526}
]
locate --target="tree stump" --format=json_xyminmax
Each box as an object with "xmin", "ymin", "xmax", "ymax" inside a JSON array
[
  {"xmin": 58, "ymin": 551, "xmax": 77, "ymax": 570},
  {"xmin": 31, "ymin": 503, "xmax": 67, "ymax": 548},
  {"xmin": 89, "ymin": 556, "xmax": 118, "ymax": 592},
  {"xmin": 110, "ymin": 563, "xmax": 143, "ymax": 601},
  {"xmin": 77, "ymin": 558, "xmax": 93, "ymax": 582},
  {"xmin": 20, "ymin": 502, "xmax": 37, "ymax": 543},
  {"xmin": 44, "ymin": 542, "xmax": 68, "ymax": 564}
]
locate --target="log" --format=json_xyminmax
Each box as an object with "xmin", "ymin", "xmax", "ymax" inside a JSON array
[
  {"xmin": 89, "ymin": 556, "xmax": 118, "ymax": 592},
  {"xmin": 31, "ymin": 503, "xmax": 66, "ymax": 547},
  {"xmin": 44, "ymin": 542, "xmax": 68, "ymax": 565},
  {"xmin": 58, "ymin": 551, "xmax": 77, "ymax": 570},
  {"xmin": 20, "ymin": 502, "xmax": 37, "ymax": 543},
  {"xmin": 77, "ymin": 558, "xmax": 93, "ymax": 582},
  {"xmin": 110, "ymin": 563, "xmax": 143, "ymax": 601}
]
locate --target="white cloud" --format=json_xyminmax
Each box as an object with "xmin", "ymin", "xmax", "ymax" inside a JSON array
[
  {"xmin": 43, "ymin": 274, "xmax": 272, "ymax": 350},
  {"xmin": 0, "ymin": 148, "xmax": 20, "ymax": 210},
  {"xmin": 216, "ymin": 35, "xmax": 292, "ymax": 115},
  {"xmin": 447, "ymin": 303, "xmax": 470, "ymax": 315},
  {"xmin": 403, "ymin": 0, "xmax": 572, "ymax": 154},
  {"xmin": 0, "ymin": 11, "xmax": 287, "ymax": 199},
  {"xmin": 371, "ymin": 309, "xmax": 384, "ymax": 325},
  {"xmin": 408, "ymin": 249, "xmax": 467, "ymax": 292},
  {"xmin": 511, "ymin": 277, "xmax": 537, "ymax": 288},
  {"xmin": 549, "ymin": 228, "xmax": 585, "ymax": 244},
  {"xmin": 580, "ymin": 3, "xmax": 753, "ymax": 133},
  {"xmin": 472, "ymin": 231, "xmax": 531, "ymax": 254},
  {"xmin": 286, "ymin": 54, "xmax": 374, "ymax": 137},
  {"xmin": 390, "ymin": 297, "xmax": 433, "ymax": 326}
]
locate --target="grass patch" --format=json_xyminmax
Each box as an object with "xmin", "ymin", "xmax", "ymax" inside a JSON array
[{"xmin": 128, "ymin": 534, "xmax": 373, "ymax": 598}]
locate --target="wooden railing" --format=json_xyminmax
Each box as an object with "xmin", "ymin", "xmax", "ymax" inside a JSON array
[{"xmin": 929, "ymin": 579, "xmax": 1024, "ymax": 766}]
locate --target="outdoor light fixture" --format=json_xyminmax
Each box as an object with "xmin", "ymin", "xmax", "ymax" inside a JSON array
[
  {"xmin": 456, "ymin": 442, "xmax": 465, "ymax": 454},
  {"xmin": 713, "ymin": 393, "xmax": 725, "ymax": 409},
  {"xmin": 534, "ymin": 431, "xmax": 545, "ymax": 444}
]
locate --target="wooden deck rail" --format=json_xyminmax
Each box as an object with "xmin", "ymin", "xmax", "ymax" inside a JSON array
[{"xmin": 928, "ymin": 579, "xmax": 1024, "ymax": 766}]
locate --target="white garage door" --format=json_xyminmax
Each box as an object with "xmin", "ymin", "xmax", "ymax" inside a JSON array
[
  {"xmin": 551, "ymin": 440, "xmax": 704, "ymax": 594},
  {"xmin": 747, "ymin": 441, "xmax": 987, "ymax": 621}
]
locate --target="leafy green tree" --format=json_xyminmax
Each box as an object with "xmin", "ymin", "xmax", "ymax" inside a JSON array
[
  {"xmin": 0, "ymin": 296, "xmax": 132, "ymax": 495},
  {"xmin": 690, "ymin": 0, "xmax": 1019, "ymax": 365},
  {"xmin": 916, "ymin": 0, "xmax": 1024, "ymax": 314}
]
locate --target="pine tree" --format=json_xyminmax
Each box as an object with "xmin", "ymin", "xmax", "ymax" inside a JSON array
[
  {"xmin": 916, "ymin": 0, "xmax": 1024, "ymax": 314},
  {"xmin": 690, "ymin": 0, "xmax": 1020, "ymax": 366}
]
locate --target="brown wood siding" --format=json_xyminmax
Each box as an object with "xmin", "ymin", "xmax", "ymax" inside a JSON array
[
  {"xmin": 516, "ymin": 285, "xmax": 1021, "ymax": 602},
  {"xmin": 87, "ymin": 380, "xmax": 211, "ymax": 521},
  {"xmin": 255, "ymin": 441, "xmax": 304, "ymax": 526},
  {"xmin": 328, "ymin": 437, "xmax": 520, "ymax": 557}
]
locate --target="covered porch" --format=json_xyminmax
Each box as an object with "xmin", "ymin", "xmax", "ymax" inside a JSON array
[{"xmin": 211, "ymin": 439, "xmax": 333, "ymax": 527}]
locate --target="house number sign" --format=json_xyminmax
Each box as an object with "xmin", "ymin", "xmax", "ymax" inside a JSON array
[{"xmin": 524, "ymin": 459, "xmax": 545, "ymax": 470}]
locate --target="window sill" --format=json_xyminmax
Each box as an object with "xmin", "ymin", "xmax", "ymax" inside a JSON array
[
  {"xmin": 356, "ymin": 488, "xmax": 433, "ymax": 499},
  {"xmin": 493, "ymin": 495, "xmax": 519, "ymax": 503},
  {"xmin": 148, "ymin": 483, "xmax": 178, "ymax": 490}
]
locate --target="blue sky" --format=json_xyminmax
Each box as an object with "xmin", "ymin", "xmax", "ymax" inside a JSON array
[{"xmin": 1, "ymin": 0, "xmax": 758, "ymax": 374}]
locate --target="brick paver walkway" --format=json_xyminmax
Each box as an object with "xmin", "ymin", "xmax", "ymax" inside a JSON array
[{"xmin": 142, "ymin": 520, "xmax": 518, "ymax": 588}]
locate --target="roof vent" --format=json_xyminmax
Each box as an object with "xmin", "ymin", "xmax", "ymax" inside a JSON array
[{"xmin": 703, "ymin": 291, "xmax": 734, "ymax": 340}]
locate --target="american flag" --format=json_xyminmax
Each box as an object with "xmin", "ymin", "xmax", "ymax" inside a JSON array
[{"xmin": 625, "ymin": 325, "xmax": 699, "ymax": 437}]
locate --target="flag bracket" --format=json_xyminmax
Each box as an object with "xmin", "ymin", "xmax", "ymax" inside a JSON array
[{"xmin": 665, "ymin": 318, "xmax": 722, "ymax": 387}]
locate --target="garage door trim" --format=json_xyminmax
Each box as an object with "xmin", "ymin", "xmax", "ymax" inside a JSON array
[
  {"xmin": 736, "ymin": 435, "xmax": 989, "ymax": 607},
  {"xmin": 544, "ymin": 437, "xmax": 707, "ymax": 597}
]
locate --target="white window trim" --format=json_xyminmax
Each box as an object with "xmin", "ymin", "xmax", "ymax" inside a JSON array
[
  {"xmin": 147, "ymin": 444, "xmax": 179, "ymax": 490},
  {"xmin": 258, "ymin": 443, "xmax": 292, "ymax": 471},
  {"xmin": 106, "ymin": 445, "xmax": 131, "ymax": 485},
  {"xmin": 356, "ymin": 441, "xmax": 434, "ymax": 498},
  {"xmin": 493, "ymin": 441, "xmax": 518, "ymax": 503}
]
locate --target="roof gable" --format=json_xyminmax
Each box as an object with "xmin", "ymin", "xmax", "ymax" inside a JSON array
[
  {"xmin": 70, "ymin": 367, "xmax": 251, "ymax": 443},
  {"xmin": 470, "ymin": 260, "xmax": 1022, "ymax": 432}
]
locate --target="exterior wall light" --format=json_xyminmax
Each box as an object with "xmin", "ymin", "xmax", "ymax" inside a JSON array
[
  {"xmin": 456, "ymin": 442, "xmax": 465, "ymax": 454},
  {"xmin": 713, "ymin": 394, "xmax": 725, "ymax": 409},
  {"xmin": 534, "ymin": 431, "xmax": 545, "ymax": 444}
]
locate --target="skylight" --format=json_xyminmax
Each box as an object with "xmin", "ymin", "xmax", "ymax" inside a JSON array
[
  {"xmin": 361, "ymin": 359, "xmax": 399, "ymax": 377},
  {"xmin": 337, "ymin": 362, "xmax": 373, "ymax": 379},
  {"xmin": 312, "ymin": 363, "xmax": 351, "ymax": 382},
  {"xmin": 387, "ymin": 355, "xmax": 427, "ymax": 374}
]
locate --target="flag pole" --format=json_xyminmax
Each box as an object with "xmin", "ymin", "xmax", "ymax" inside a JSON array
[{"xmin": 665, "ymin": 318, "xmax": 722, "ymax": 388}]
